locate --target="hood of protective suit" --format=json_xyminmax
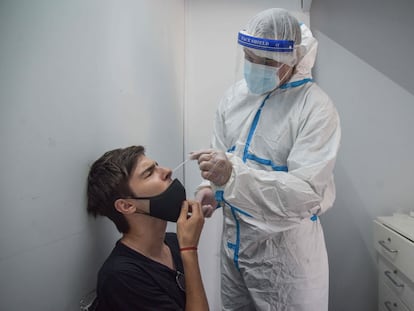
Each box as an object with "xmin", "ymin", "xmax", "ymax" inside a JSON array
[{"xmin": 291, "ymin": 23, "xmax": 318, "ymax": 82}]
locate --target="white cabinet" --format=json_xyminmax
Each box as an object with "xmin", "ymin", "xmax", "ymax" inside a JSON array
[{"xmin": 374, "ymin": 215, "xmax": 414, "ymax": 311}]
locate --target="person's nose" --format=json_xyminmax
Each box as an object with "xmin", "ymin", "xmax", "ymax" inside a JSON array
[{"xmin": 159, "ymin": 166, "xmax": 172, "ymax": 180}]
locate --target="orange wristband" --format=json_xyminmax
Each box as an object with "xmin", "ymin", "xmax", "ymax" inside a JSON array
[{"xmin": 179, "ymin": 246, "xmax": 198, "ymax": 252}]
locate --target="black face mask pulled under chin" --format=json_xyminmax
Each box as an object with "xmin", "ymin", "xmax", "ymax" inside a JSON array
[{"xmin": 133, "ymin": 179, "xmax": 186, "ymax": 222}]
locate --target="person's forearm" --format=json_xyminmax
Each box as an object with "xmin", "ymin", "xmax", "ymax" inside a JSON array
[{"xmin": 181, "ymin": 251, "xmax": 209, "ymax": 311}]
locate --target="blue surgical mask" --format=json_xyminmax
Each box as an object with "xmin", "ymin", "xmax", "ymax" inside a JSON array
[{"xmin": 244, "ymin": 60, "xmax": 280, "ymax": 95}]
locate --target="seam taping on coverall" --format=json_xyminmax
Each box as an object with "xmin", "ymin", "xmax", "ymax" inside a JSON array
[
  {"xmin": 215, "ymin": 190, "xmax": 252, "ymax": 270},
  {"xmin": 219, "ymin": 78, "xmax": 317, "ymax": 270}
]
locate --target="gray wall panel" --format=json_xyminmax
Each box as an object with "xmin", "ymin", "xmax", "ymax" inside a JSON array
[
  {"xmin": 309, "ymin": 2, "xmax": 414, "ymax": 309},
  {"xmin": 0, "ymin": 1, "xmax": 184, "ymax": 310},
  {"xmin": 311, "ymin": 0, "xmax": 414, "ymax": 95}
]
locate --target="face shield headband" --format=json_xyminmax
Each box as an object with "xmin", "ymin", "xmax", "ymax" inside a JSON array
[{"xmin": 237, "ymin": 31, "xmax": 294, "ymax": 53}]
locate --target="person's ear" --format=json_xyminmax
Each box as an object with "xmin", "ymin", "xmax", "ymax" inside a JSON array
[{"xmin": 114, "ymin": 199, "xmax": 137, "ymax": 215}]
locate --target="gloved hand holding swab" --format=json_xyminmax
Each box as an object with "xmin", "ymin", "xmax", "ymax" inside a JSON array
[{"xmin": 189, "ymin": 149, "xmax": 232, "ymax": 186}]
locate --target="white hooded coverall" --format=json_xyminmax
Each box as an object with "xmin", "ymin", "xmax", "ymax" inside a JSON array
[{"xmin": 209, "ymin": 24, "xmax": 341, "ymax": 311}]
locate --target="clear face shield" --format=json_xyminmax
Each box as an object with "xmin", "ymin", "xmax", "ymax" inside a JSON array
[{"xmin": 234, "ymin": 30, "xmax": 298, "ymax": 95}]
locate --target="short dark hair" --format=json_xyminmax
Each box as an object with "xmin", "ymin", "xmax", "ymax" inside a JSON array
[{"xmin": 87, "ymin": 145, "xmax": 145, "ymax": 233}]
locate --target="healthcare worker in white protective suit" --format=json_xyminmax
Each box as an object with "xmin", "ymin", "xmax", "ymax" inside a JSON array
[{"xmin": 191, "ymin": 8, "xmax": 341, "ymax": 311}]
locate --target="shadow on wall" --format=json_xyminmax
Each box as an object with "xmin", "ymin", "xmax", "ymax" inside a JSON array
[
  {"xmin": 321, "ymin": 160, "xmax": 378, "ymax": 311},
  {"xmin": 80, "ymin": 216, "xmax": 120, "ymax": 304}
]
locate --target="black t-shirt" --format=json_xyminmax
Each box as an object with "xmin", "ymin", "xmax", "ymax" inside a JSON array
[{"xmin": 96, "ymin": 232, "xmax": 186, "ymax": 311}]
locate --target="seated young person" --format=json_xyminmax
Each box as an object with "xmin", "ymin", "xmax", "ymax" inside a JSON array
[{"xmin": 87, "ymin": 145, "xmax": 209, "ymax": 311}]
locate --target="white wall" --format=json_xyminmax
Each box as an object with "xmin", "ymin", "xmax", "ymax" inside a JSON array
[
  {"xmin": 0, "ymin": 1, "xmax": 184, "ymax": 310},
  {"xmin": 184, "ymin": 1, "xmax": 310, "ymax": 309}
]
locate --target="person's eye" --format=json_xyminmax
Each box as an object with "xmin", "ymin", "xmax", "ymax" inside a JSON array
[{"xmin": 144, "ymin": 167, "xmax": 155, "ymax": 178}]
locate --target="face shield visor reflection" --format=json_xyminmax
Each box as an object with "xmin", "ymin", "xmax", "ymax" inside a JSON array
[{"xmin": 234, "ymin": 31, "xmax": 297, "ymax": 95}]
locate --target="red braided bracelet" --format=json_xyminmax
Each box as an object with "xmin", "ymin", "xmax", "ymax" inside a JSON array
[{"xmin": 179, "ymin": 246, "xmax": 198, "ymax": 252}]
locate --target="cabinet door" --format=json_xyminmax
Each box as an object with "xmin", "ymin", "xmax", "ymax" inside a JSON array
[
  {"xmin": 379, "ymin": 281, "xmax": 411, "ymax": 311},
  {"xmin": 378, "ymin": 256, "xmax": 414, "ymax": 309},
  {"xmin": 374, "ymin": 221, "xmax": 414, "ymax": 282}
]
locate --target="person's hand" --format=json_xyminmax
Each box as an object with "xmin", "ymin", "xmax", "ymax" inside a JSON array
[
  {"xmin": 195, "ymin": 187, "xmax": 217, "ymax": 218},
  {"xmin": 177, "ymin": 200, "xmax": 205, "ymax": 249},
  {"xmin": 190, "ymin": 149, "xmax": 232, "ymax": 186}
]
